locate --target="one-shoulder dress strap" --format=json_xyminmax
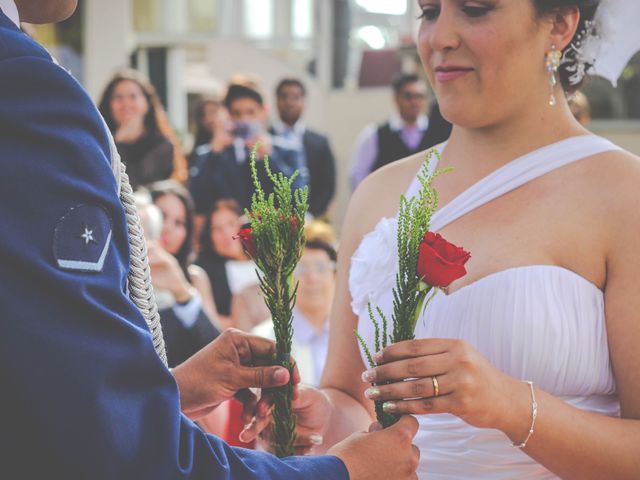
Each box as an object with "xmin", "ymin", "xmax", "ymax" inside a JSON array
[{"xmin": 409, "ymin": 135, "xmax": 620, "ymax": 232}]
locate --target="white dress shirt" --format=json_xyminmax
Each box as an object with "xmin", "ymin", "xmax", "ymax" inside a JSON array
[{"xmin": 0, "ymin": 0, "xmax": 19, "ymax": 27}]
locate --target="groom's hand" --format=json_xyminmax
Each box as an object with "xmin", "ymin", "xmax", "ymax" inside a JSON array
[
  {"xmin": 172, "ymin": 329, "xmax": 299, "ymax": 420},
  {"xmin": 329, "ymin": 415, "xmax": 420, "ymax": 480}
]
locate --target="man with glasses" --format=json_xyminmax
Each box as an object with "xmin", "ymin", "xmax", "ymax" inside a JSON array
[{"xmin": 350, "ymin": 73, "xmax": 450, "ymax": 190}]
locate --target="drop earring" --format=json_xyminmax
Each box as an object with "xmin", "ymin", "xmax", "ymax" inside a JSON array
[{"xmin": 545, "ymin": 44, "xmax": 562, "ymax": 106}]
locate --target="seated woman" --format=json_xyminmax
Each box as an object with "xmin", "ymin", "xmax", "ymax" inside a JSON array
[
  {"xmin": 196, "ymin": 199, "xmax": 269, "ymax": 331},
  {"xmin": 98, "ymin": 69, "xmax": 188, "ymax": 189},
  {"xmin": 137, "ymin": 183, "xmax": 220, "ymax": 367}
]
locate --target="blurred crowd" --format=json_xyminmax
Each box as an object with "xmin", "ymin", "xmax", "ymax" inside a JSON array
[{"xmin": 95, "ymin": 66, "xmax": 591, "ymax": 447}]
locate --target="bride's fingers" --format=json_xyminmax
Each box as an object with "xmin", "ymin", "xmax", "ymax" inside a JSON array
[
  {"xmin": 380, "ymin": 394, "xmax": 452, "ymax": 416},
  {"xmin": 364, "ymin": 373, "xmax": 453, "ymax": 403},
  {"xmin": 239, "ymin": 407, "xmax": 272, "ymax": 443},
  {"xmin": 375, "ymin": 338, "xmax": 455, "ymax": 364},
  {"xmin": 364, "ymin": 353, "xmax": 450, "ymax": 383}
]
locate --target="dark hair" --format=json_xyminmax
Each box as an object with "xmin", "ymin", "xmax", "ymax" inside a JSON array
[
  {"xmin": 192, "ymin": 96, "xmax": 220, "ymax": 147},
  {"xmin": 200, "ymin": 199, "xmax": 244, "ymax": 258},
  {"xmin": 276, "ymin": 78, "xmax": 307, "ymax": 98},
  {"xmin": 224, "ymin": 84, "xmax": 264, "ymax": 110},
  {"xmin": 533, "ymin": 0, "xmax": 600, "ymax": 91},
  {"xmin": 98, "ymin": 69, "xmax": 163, "ymax": 136},
  {"xmin": 149, "ymin": 180, "xmax": 196, "ymax": 280},
  {"xmin": 392, "ymin": 73, "xmax": 421, "ymax": 95},
  {"xmin": 305, "ymin": 239, "xmax": 337, "ymax": 264}
]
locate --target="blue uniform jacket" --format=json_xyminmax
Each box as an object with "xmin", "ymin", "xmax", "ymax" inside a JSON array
[{"xmin": 0, "ymin": 12, "xmax": 348, "ymax": 480}]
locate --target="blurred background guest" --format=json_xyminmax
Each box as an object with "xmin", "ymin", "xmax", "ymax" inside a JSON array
[
  {"xmin": 195, "ymin": 199, "xmax": 269, "ymax": 331},
  {"xmin": 270, "ymin": 78, "xmax": 336, "ymax": 219},
  {"xmin": 350, "ymin": 73, "xmax": 451, "ymax": 190},
  {"xmin": 135, "ymin": 185, "xmax": 219, "ymax": 367},
  {"xmin": 188, "ymin": 95, "xmax": 224, "ymax": 168},
  {"xmin": 98, "ymin": 69, "xmax": 188, "ymax": 189},
  {"xmin": 188, "ymin": 82, "xmax": 302, "ymax": 228}
]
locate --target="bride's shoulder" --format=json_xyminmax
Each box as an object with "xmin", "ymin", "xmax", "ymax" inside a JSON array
[
  {"xmin": 585, "ymin": 146, "xmax": 640, "ymax": 228},
  {"xmin": 344, "ymin": 151, "xmax": 425, "ymax": 236}
]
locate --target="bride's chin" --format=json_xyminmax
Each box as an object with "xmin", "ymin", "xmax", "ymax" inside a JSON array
[{"xmin": 438, "ymin": 103, "xmax": 478, "ymax": 129}]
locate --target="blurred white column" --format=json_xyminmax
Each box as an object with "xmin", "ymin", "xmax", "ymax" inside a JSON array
[
  {"xmin": 162, "ymin": 0, "xmax": 188, "ymax": 134},
  {"xmin": 315, "ymin": 0, "xmax": 333, "ymax": 89},
  {"xmin": 84, "ymin": 0, "xmax": 133, "ymax": 100}
]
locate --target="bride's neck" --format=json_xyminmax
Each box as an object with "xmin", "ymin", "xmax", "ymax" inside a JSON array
[{"xmin": 443, "ymin": 99, "xmax": 588, "ymax": 173}]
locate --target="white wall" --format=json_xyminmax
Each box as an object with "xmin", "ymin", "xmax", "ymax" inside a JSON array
[{"xmin": 84, "ymin": 0, "xmax": 133, "ymax": 100}]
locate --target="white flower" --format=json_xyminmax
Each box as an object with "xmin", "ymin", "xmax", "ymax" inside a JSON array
[{"xmin": 349, "ymin": 217, "xmax": 399, "ymax": 317}]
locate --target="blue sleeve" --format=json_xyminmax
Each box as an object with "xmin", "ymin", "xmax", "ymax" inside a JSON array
[{"xmin": 0, "ymin": 45, "xmax": 348, "ymax": 480}]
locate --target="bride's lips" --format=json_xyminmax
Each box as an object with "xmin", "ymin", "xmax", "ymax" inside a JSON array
[{"xmin": 434, "ymin": 65, "xmax": 474, "ymax": 82}]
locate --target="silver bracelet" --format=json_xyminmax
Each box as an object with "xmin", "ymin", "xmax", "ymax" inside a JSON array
[{"xmin": 512, "ymin": 380, "xmax": 538, "ymax": 449}]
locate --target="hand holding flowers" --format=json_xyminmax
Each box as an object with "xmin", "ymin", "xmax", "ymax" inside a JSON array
[{"xmin": 356, "ymin": 149, "xmax": 471, "ymax": 427}]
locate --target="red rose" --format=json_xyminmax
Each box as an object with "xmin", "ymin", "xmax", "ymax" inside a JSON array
[
  {"xmin": 233, "ymin": 227, "xmax": 257, "ymax": 258},
  {"xmin": 417, "ymin": 232, "xmax": 470, "ymax": 288}
]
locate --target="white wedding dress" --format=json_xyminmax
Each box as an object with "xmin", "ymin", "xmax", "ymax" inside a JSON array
[{"xmin": 350, "ymin": 135, "xmax": 622, "ymax": 479}]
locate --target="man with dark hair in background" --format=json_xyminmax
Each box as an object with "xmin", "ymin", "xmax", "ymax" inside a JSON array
[
  {"xmin": 270, "ymin": 78, "xmax": 336, "ymax": 218},
  {"xmin": 189, "ymin": 82, "xmax": 304, "ymax": 230},
  {"xmin": 350, "ymin": 73, "xmax": 452, "ymax": 190}
]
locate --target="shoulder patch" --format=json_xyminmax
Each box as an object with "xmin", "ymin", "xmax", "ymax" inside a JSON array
[{"xmin": 53, "ymin": 204, "xmax": 113, "ymax": 273}]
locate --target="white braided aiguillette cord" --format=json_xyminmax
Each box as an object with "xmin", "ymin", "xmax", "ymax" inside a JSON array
[{"xmin": 118, "ymin": 161, "xmax": 168, "ymax": 365}]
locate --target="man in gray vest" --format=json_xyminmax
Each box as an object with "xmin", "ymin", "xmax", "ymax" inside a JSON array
[{"xmin": 350, "ymin": 73, "xmax": 451, "ymax": 190}]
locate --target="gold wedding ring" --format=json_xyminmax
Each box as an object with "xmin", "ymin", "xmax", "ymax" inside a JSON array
[{"xmin": 432, "ymin": 376, "xmax": 440, "ymax": 397}]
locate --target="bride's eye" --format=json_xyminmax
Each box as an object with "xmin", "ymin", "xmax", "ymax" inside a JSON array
[
  {"xmin": 462, "ymin": 4, "xmax": 492, "ymax": 18},
  {"xmin": 417, "ymin": 6, "xmax": 440, "ymax": 21}
]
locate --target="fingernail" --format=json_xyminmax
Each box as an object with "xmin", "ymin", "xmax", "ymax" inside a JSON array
[
  {"xmin": 382, "ymin": 401, "xmax": 397, "ymax": 413},
  {"xmin": 374, "ymin": 350, "xmax": 383, "ymax": 363},
  {"xmin": 309, "ymin": 433, "xmax": 323, "ymax": 445},
  {"xmin": 364, "ymin": 387, "xmax": 381, "ymax": 399},
  {"xmin": 273, "ymin": 368, "xmax": 288, "ymax": 383},
  {"xmin": 238, "ymin": 427, "xmax": 250, "ymax": 443},
  {"xmin": 361, "ymin": 369, "xmax": 377, "ymax": 383}
]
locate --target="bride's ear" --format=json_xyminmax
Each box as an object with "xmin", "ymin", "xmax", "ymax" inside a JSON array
[{"xmin": 548, "ymin": 7, "xmax": 581, "ymax": 52}]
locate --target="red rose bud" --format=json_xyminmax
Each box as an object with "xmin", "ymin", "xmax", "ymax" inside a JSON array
[
  {"xmin": 417, "ymin": 232, "xmax": 470, "ymax": 288},
  {"xmin": 233, "ymin": 226, "xmax": 257, "ymax": 258}
]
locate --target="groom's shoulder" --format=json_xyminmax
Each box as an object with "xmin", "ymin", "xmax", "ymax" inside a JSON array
[{"xmin": 0, "ymin": 16, "xmax": 51, "ymax": 63}]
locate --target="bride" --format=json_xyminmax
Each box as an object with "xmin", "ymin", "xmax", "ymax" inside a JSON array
[{"xmin": 245, "ymin": 0, "xmax": 640, "ymax": 477}]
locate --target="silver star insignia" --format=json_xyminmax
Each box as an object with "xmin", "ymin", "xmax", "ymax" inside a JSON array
[{"xmin": 80, "ymin": 226, "xmax": 96, "ymax": 245}]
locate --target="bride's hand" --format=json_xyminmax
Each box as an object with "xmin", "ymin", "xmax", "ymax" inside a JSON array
[
  {"xmin": 239, "ymin": 384, "xmax": 331, "ymax": 455},
  {"xmin": 362, "ymin": 338, "xmax": 530, "ymax": 433}
]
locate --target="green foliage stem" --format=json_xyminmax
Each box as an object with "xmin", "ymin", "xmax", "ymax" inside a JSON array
[{"xmin": 247, "ymin": 147, "xmax": 308, "ymax": 457}]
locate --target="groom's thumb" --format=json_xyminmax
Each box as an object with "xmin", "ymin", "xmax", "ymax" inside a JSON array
[{"xmin": 236, "ymin": 365, "xmax": 290, "ymax": 389}]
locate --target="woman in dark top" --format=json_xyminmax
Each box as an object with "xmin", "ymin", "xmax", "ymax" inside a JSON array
[
  {"xmin": 143, "ymin": 181, "xmax": 220, "ymax": 366},
  {"xmin": 98, "ymin": 69, "xmax": 188, "ymax": 189}
]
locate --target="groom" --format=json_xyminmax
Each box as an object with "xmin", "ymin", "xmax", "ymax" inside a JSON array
[{"xmin": 0, "ymin": 0, "xmax": 419, "ymax": 478}]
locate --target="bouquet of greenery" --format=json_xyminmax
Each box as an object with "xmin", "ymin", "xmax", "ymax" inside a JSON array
[
  {"xmin": 356, "ymin": 149, "xmax": 470, "ymax": 427},
  {"xmin": 235, "ymin": 148, "xmax": 307, "ymax": 458}
]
